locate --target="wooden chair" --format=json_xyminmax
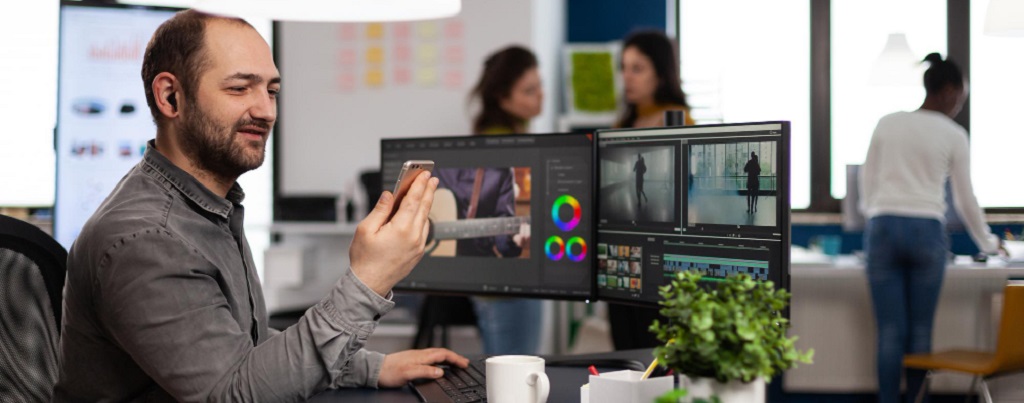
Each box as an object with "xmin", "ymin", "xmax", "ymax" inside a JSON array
[{"xmin": 903, "ymin": 282, "xmax": 1024, "ymax": 403}]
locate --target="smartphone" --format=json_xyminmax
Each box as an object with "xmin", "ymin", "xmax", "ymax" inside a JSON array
[{"xmin": 390, "ymin": 160, "xmax": 434, "ymax": 219}]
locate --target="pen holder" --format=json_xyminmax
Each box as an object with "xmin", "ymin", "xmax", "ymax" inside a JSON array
[{"xmin": 583, "ymin": 370, "xmax": 673, "ymax": 403}]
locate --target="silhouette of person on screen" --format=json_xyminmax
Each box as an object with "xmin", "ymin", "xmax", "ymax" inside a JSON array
[
  {"xmin": 633, "ymin": 153, "xmax": 647, "ymax": 208},
  {"xmin": 744, "ymin": 151, "xmax": 761, "ymax": 214}
]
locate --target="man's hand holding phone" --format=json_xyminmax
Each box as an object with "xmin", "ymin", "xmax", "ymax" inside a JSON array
[
  {"xmin": 389, "ymin": 160, "xmax": 435, "ymax": 221},
  {"xmin": 349, "ymin": 167, "xmax": 438, "ymax": 297}
]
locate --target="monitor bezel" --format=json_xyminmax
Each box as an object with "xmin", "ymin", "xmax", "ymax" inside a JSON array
[
  {"xmin": 593, "ymin": 121, "xmax": 791, "ymax": 308},
  {"xmin": 381, "ymin": 132, "xmax": 599, "ymax": 302}
]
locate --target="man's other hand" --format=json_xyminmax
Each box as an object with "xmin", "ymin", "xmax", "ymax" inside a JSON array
[
  {"xmin": 349, "ymin": 171, "xmax": 439, "ymax": 296},
  {"xmin": 378, "ymin": 348, "xmax": 470, "ymax": 388}
]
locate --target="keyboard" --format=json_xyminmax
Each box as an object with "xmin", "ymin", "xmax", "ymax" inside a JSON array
[{"xmin": 411, "ymin": 359, "xmax": 488, "ymax": 402}]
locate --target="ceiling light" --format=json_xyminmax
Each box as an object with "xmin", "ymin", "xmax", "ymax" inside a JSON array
[
  {"xmin": 868, "ymin": 33, "xmax": 922, "ymax": 86},
  {"xmin": 193, "ymin": 0, "xmax": 461, "ymax": 22},
  {"xmin": 984, "ymin": 0, "xmax": 1024, "ymax": 37}
]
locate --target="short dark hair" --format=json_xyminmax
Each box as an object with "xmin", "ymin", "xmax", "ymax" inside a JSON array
[
  {"xmin": 141, "ymin": 10, "xmax": 252, "ymax": 125},
  {"xmin": 922, "ymin": 52, "xmax": 964, "ymax": 95},
  {"xmin": 616, "ymin": 30, "xmax": 690, "ymax": 128},
  {"xmin": 469, "ymin": 45, "xmax": 538, "ymax": 134}
]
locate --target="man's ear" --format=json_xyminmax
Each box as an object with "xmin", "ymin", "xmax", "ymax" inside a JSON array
[{"xmin": 153, "ymin": 72, "xmax": 181, "ymax": 120}]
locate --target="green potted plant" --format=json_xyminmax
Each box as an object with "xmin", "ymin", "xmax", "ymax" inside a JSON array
[{"xmin": 650, "ymin": 271, "xmax": 813, "ymax": 402}]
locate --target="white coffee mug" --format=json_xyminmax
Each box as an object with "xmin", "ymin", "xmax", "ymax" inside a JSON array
[{"xmin": 485, "ymin": 355, "xmax": 550, "ymax": 403}]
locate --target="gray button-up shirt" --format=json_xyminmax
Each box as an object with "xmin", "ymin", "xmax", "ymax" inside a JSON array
[{"xmin": 54, "ymin": 142, "xmax": 395, "ymax": 402}]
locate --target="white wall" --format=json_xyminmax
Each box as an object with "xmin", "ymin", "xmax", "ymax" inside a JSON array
[{"xmin": 0, "ymin": 1, "xmax": 58, "ymax": 206}]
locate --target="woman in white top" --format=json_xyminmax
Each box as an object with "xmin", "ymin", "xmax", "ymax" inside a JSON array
[{"xmin": 859, "ymin": 52, "xmax": 1000, "ymax": 403}]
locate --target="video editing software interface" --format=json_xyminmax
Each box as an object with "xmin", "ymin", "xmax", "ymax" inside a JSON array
[
  {"xmin": 381, "ymin": 134, "xmax": 594, "ymax": 299},
  {"xmin": 595, "ymin": 122, "xmax": 791, "ymax": 306}
]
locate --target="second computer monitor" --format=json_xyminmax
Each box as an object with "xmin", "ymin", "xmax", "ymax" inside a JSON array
[
  {"xmin": 381, "ymin": 133, "xmax": 594, "ymax": 300},
  {"xmin": 595, "ymin": 122, "xmax": 791, "ymax": 307}
]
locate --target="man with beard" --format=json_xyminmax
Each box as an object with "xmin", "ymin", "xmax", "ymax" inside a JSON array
[{"xmin": 53, "ymin": 10, "xmax": 467, "ymax": 402}]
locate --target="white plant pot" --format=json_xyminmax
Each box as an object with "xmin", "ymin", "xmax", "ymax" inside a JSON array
[{"xmin": 679, "ymin": 376, "xmax": 765, "ymax": 403}]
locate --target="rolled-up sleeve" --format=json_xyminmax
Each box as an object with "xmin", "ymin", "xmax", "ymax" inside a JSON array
[{"xmin": 95, "ymin": 229, "xmax": 393, "ymax": 402}]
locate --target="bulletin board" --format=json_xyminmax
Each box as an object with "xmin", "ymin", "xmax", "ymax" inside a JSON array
[{"xmin": 276, "ymin": 0, "xmax": 552, "ymax": 200}]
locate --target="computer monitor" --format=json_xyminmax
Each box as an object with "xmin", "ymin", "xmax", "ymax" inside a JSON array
[
  {"xmin": 55, "ymin": 1, "xmax": 180, "ymax": 248},
  {"xmin": 381, "ymin": 133, "xmax": 595, "ymax": 300},
  {"xmin": 595, "ymin": 122, "xmax": 791, "ymax": 307}
]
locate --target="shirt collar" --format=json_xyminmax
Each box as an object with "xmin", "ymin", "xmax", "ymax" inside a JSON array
[{"xmin": 142, "ymin": 140, "xmax": 245, "ymax": 219}]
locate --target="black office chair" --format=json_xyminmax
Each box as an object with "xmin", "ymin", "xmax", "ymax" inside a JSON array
[
  {"xmin": 0, "ymin": 215, "xmax": 67, "ymax": 402},
  {"xmin": 268, "ymin": 308, "xmax": 306, "ymax": 332},
  {"xmin": 412, "ymin": 296, "xmax": 479, "ymax": 349},
  {"xmin": 359, "ymin": 170, "xmax": 382, "ymax": 220}
]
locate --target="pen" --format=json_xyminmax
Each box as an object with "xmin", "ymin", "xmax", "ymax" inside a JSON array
[
  {"xmin": 582, "ymin": 364, "xmax": 601, "ymax": 388},
  {"xmin": 641, "ymin": 338, "xmax": 675, "ymax": 380},
  {"xmin": 640, "ymin": 358, "xmax": 659, "ymax": 380}
]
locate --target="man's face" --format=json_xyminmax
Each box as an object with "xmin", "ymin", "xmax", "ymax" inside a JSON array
[{"xmin": 179, "ymin": 20, "xmax": 280, "ymax": 179}]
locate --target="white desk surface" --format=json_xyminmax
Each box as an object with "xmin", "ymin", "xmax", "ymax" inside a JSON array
[{"xmin": 786, "ymin": 251, "xmax": 1024, "ymax": 397}]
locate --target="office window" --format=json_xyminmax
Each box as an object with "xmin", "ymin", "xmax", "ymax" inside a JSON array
[
  {"xmin": 678, "ymin": 0, "xmax": 810, "ymax": 209},
  {"xmin": 970, "ymin": 0, "xmax": 1024, "ymax": 207},
  {"xmin": 830, "ymin": 0, "xmax": 947, "ymax": 198},
  {"xmin": 0, "ymin": 2, "xmax": 58, "ymax": 206}
]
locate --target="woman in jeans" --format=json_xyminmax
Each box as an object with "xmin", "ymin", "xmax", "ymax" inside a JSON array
[
  {"xmin": 466, "ymin": 45, "xmax": 544, "ymax": 355},
  {"xmin": 859, "ymin": 52, "xmax": 1001, "ymax": 403}
]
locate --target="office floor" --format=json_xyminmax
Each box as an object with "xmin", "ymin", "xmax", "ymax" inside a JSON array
[
  {"xmin": 688, "ymin": 193, "xmax": 778, "ymax": 227},
  {"xmin": 599, "ymin": 179, "xmax": 676, "ymax": 223}
]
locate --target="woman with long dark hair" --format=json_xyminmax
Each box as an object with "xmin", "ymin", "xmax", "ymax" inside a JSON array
[
  {"xmin": 608, "ymin": 30, "xmax": 693, "ymax": 351},
  {"xmin": 470, "ymin": 45, "xmax": 543, "ymax": 134},
  {"xmin": 860, "ymin": 53, "xmax": 1001, "ymax": 403},
  {"xmin": 616, "ymin": 30, "xmax": 695, "ymax": 128},
  {"xmin": 460, "ymin": 45, "xmax": 544, "ymax": 355}
]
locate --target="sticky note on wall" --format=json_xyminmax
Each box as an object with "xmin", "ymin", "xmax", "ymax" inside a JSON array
[
  {"xmin": 365, "ymin": 69, "xmax": 384, "ymax": 87},
  {"xmin": 444, "ymin": 45, "xmax": 464, "ymax": 64},
  {"xmin": 416, "ymin": 22, "xmax": 438, "ymax": 39},
  {"xmin": 366, "ymin": 46, "xmax": 384, "ymax": 65},
  {"xmin": 417, "ymin": 44, "xmax": 438, "ymax": 64},
  {"xmin": 394, "ymin": 44, "xmax": 412, "ymax": 63},
  {"xmin": 394, "ymin": 68, "xmax": 411, "ymax": 85},
  {"xmin": 366, "ymin": 23, "xmax": 385, "ymax": 40},
  {"xmin": 337, "ymin": 72, "xmax": 356, "ymax": 91},
  {"xmin": 416, "ymin": 68, "xmax": 437, "ymax": 86},
  {"xmin": 338, "ymin": 48, "xmax": 356, "ymax": 67},
  {"xmin": 444, "ymin": 21, "xmax": 463, "ymax": 40},
  {"xmin": 393, "ymin": 22, "xmax": 411, "ymax": 40},
  {"xmin": 338, "ymin": 24, "xmax": 357, "ymax": 41},
  {"xmin": 444, "ymin": 70, "xmax": 462, "ymax": 89}
]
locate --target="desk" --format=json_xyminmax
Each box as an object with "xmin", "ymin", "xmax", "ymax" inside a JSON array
[
  {"xmin": 308, "ymin": 349, "xmax": 657, "ymax": 402},
  {"xmin": 785, "ymin": 260, "xmax": 1024, "ymax": 398}
]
